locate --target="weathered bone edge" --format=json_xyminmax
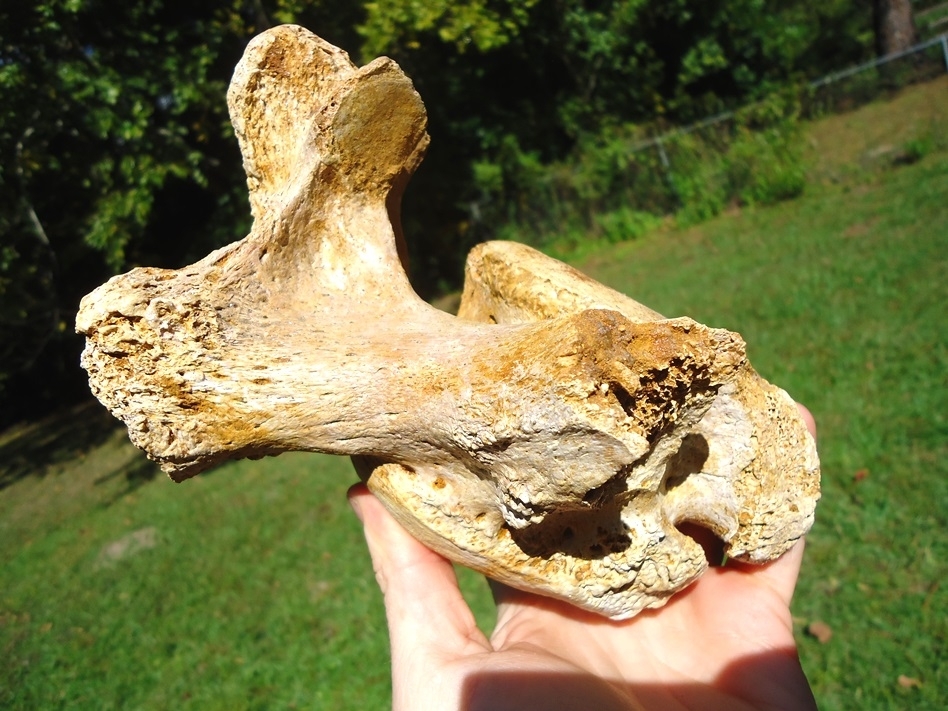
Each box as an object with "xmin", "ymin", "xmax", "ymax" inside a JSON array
[{"xmin": 76, "ymin": 25, "xmax": 819, "ymax": 619}]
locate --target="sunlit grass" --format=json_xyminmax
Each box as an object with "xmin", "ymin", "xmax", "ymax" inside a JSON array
[{"xmin": 1, "ymin": 449, "xmax": 394, "ymax": 709}]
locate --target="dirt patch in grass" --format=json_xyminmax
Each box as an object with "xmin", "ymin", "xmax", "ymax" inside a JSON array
[{"xmin": 95, "ymin": 527, "xmax": 160, "ymax": 568}]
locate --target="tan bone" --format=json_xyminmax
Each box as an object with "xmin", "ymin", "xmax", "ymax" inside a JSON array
[{"xmin": 75, "ymin": 25, "xmax": 819, "ymax": 619}]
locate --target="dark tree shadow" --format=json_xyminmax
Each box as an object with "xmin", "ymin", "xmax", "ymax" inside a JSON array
[
  {"xmin": 0, "ymin": 398, "xmax": 158, "ymax": 492},
  {"xmin": 93, "ymin": 450, "xmax": 165, "ymax": 503}
]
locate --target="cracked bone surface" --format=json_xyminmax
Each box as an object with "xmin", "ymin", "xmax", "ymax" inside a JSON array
[{"xmin": 76, "ymin": 25, "xmax": 819, "ymax": 619}]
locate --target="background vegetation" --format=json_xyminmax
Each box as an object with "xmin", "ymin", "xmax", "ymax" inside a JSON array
[
  {"xmin": 2, "ymin": 74, "xmax": 946, "ymax": 710},
  {"xmin": 1, "ymin": 0, "xmax": 940, "ymax": 424}
]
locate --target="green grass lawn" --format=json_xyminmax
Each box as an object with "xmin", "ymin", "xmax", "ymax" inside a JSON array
[
  {"xmin": 1, "ymin": 435, "xmax": 387, "ymax": 709},
  {"xmin": 2, "ymin": 78, "xmax": 946, "ymax": 709}
]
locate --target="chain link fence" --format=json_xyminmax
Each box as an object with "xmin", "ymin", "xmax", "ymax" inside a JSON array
[
  {"xmin": 630, "ymin": 34, "xmax": 948, "ymax": 180},
  {"xmin": 491, "ymin": 34, "xmax": 948, "ymax": 245}
]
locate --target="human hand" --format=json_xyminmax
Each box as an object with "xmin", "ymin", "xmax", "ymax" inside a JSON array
[{"xmin": 348, "ymin": 406, "xmax": 819, "ymax": 711}]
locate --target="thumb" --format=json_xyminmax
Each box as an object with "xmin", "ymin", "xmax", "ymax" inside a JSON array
[{"xmin": 347, "ymin": 484, "xmax": 489, "ymax": 656}]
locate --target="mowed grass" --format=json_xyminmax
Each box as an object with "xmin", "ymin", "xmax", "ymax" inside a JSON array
[
  {"xmin": 2, "ymin": 78, "xmax": 945, "ymax": 709},
  {"xmin": 0, "ymin": 434, "xmax": 389, "ymax": 709}
]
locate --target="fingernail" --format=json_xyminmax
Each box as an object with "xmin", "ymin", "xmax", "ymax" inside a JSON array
[{"xmin": 348, "ymin": 494, "xmax": 364, "ymax": 523}]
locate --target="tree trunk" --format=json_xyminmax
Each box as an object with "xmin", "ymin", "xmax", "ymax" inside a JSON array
[{"xmin": 874, "ymin": 0, "xmax": 919, "ymax": 56}]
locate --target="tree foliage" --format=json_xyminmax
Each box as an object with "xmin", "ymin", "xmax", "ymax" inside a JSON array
[
  {"xmin": 0, "ymin": 0, "xmax": 361, "ymax": 423},
  {"xmin": 354, "ymin": 0, "xmax": 876, "ymax": 287},
  {"xmin": 0, "ymin": 0, "xmax": 881, "ymax": 424}
]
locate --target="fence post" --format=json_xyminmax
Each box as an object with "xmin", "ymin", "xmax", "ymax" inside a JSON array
[{"xmin": 656, "ymin": 137, "xmax": 670, "ymax": 170}]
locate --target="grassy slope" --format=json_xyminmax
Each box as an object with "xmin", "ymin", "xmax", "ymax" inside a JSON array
[
  {"xmin": 1, "ymin": 78, "xmax": 945, "ymax": 709},
  {"xmin": 581, "ymin": 80, "xmax": 947, "ymax": 710}
]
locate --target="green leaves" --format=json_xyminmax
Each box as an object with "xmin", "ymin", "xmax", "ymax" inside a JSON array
[
  {"xmin": 679, "ymin": 37, "xmax": 730, "ymax": 87},
  {"xmin": 1, "ymin": 0, "xmax": 233, "ymax": 272},
  {"xmin": 0, "ymin": 0, "xmax": 245, "ymax": 418},
  {"xmin": 360, "ymin": 0, "xmax": 541, "ymax": 56}
]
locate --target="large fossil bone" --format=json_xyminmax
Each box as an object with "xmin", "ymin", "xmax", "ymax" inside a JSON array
[{"xmin": 75, "ymin": 25, "xmax": 819, "ymax": 619}]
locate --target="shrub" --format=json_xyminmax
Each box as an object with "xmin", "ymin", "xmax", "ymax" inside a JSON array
[
  {"xmin": 594, "ymin": 207, "xmax": 662, "ymax": 243},
  {"xmin": 466, "ymin": 89, "xmax": 807, "ymax": 250},
  {"xmin": 726, "ymin": 124, "xmax": 807, "ymax": 205}
]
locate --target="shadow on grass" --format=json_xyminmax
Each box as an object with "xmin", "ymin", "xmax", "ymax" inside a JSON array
[
  {"xmin": 460, "ymin": 649, "xmax": 818, "ymax": 710},
  {"xmin": 0, "ymin": 398, "xmax": 160, "ymax": 492},
  {"xmin": 93, "ymin": 451, "xmax": 164, "ymax": 503}
]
